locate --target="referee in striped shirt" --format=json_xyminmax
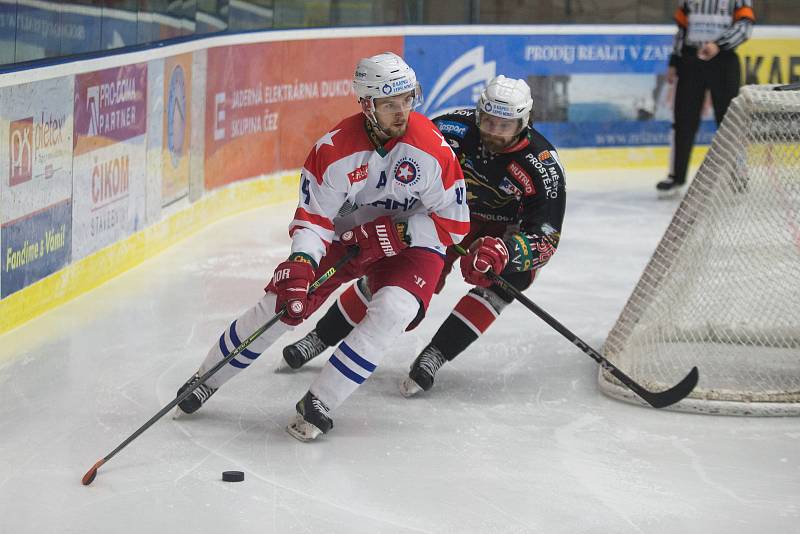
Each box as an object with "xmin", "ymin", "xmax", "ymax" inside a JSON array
[{"xmin": 657, "ymin": 0, "xmax": 756, "ymax": 194}]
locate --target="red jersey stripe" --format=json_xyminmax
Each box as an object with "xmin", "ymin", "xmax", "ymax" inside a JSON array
[
  {"xmin": 293, "ymin": 207, "xmax": 334, "ymax": 231},
  {"xmin": 430, "ymin": 213, "xmax": 470, "ymax": 235}
]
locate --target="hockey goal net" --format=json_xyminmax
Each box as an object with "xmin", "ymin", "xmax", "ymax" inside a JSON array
[{"xmin": 600, "ymin": 85, "xmax": 800, "ymax": 415}]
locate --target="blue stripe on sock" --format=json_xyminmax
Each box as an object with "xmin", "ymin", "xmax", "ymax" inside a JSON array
[
  {"xmin": 338, "ymin": 341, "xmax": 376, "ymax": 372},
  {"xmin": 219, "ymin": 334, "xmax": 230, "ymax": 356},
  {"xmin": 221, "ymin": 332, "xmax": 249, "ymax": 369},
  {"xmin": 229, "ymin": 320, "xmax": 260, "ymax": 360},
  {"xmin": 329, "ymin": 354, "xmax": 366, "ymax": 384},
  {"xmin": 229, "ymin": 359, "xmax": 249, "ymax": 369}
]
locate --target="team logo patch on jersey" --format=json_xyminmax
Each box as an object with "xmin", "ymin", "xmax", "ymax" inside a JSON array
[
  {"xmin": 499, "ymin": 177, "xmax": 522, "ymax": 197},
  {"xmin": 506, "ymin": 161, "xmax": 535, "ymax": 196},
  {"xmin": 537, "ymin": 150, "xmax": 557, "ymax": 166},
  {"xmin": 393, "ymin": 158, "xmax": 420, "ymax": 185},
  {"xmin": 347, "ymin": 164, "xmax": 369, "ymax": 184},
  {"xmin": 435, "ymin": 120, "xmax": 467, "ymax": 138}
]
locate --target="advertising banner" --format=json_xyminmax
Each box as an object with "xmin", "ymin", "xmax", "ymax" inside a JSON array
[
  {"xmin": 406, "ymin": 33, "xmax": 713, "ymax": 148},
  {"xmin": 738, "ymin": 38, "xmax": 800, "ymax": 85},
  {"xmin": 162, "ymin": 53, "xmax": 192, "ymax": 205},
  {"xmin": 0, "ymin": 77, "xmax": 73, "ymax": 298},
  {"xmin": 72, "ymin": 63, "xmax": 147, "ymax": 260},
  {"xmin": 203, "ymin": 36, "xmax": 403, "ymax": 189}
]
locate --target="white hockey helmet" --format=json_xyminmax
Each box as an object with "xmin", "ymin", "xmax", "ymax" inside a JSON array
[
  {"xmin": 353, "ymin": 52, "xmax": 422, "ymax": 113},
  {"xmin": 476, "ymin": 75, "xmax": 534, "ymax": 135}
]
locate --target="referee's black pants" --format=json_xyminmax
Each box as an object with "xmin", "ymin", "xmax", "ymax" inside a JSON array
[{"xmin": 672, "ymin": 49, "xmax": 741, "ymax": 184}]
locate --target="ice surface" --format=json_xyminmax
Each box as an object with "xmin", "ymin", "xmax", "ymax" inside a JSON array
[{"xmin": 1, "ymin": 168, "xmax": 798, "ymax": 534}]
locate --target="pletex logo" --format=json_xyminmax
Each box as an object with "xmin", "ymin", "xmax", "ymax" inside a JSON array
[
  {"xmin": 8, "ymin": 113, "xmax": 65, "ymax": 186},
  {"xmin": 420, "ymin": 46, "xmax": 496, "ymax": 118},
  {"xmin": 9, "ymin": 118, "xmax": 33, "ymax": 186}
]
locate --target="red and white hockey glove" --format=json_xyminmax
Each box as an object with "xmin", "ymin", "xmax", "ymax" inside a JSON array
[
  {"xmin": 270, "ymin": 255, "xmax": 316, "ymax": 326},
  {"xmin": 460, "ymin": 236, "xmax": 509, "ymax": 287},
  {"xmin": 340, "ymin": 216, "xmax": 407, "ymax": 267}
]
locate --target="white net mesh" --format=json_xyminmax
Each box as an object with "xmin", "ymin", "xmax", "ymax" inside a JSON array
[{"xmin": 600, "ymin": 85, "xmax": 800, "ymax": 415}]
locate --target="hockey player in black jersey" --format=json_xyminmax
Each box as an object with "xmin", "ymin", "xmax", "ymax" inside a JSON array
[{"xmin": 279, "ymin": 75, "xmax": 567, "ymax": 396}]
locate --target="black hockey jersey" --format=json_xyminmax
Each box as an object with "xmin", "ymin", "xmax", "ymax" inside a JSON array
[{"xmin": 432, "ymin": 109, "xmax": 566, "ymax": 272}]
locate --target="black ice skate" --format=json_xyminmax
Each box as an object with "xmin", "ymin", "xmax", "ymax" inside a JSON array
[
  {"xmin": 279, "ymin": 329, "xmax": 328, "ymax": 370},
  {"xmin": 399, "ymin": 344, "xmax": 447, "ymax": 397},
  {"xmin": 656, "ymin": 176, "xmax": 686, "ymax": 198},
  {"xmin": 174, "ymin": 372, "xmax": 217, "ymax": 416},
  {"xmin": 286, "ymin": 391, "xmax": 333, "ymax": 442}
]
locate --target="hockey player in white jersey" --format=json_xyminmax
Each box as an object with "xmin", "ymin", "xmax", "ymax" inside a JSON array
[
  {"xmin": 174, "ymin": 52, "xmax": 469, "ymax": 441},
  {"xmin": 280, "ymin": 75, "xmax": 567, "ymax": 396}
]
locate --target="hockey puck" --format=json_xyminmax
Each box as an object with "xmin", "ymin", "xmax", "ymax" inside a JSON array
[{"xmin": 222, "ymin": 470, "xmax": 244, "ymax": 482}]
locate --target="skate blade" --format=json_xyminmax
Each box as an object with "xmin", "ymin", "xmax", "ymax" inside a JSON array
[
  {"xmin": 399, "ymin": 376, "xmax": 424, "ymax": 398},
  {"xmin": 657, "ymin": 187, "xmax": 684, "ymax": 200},
  {"xmin": 286, "ymin": 415, "xmax": 322, "ymax": 442}
]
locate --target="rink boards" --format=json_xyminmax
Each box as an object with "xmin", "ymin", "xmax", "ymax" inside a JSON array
[{"xmin": 0, "ymin": 24, "xmax": 798, "ymax": 335}]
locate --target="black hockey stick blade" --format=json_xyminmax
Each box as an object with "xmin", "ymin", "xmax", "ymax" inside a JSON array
[
  {"xmin": 451, "ymin": 245, "xmax": 701, "ymax": 410},
  {"xmin": 631, "ymin": 366, "xmax": 699, "ymax": 409},
  {"xmin": 774, "ymin": 82, "xmax": 800, "ymax": 91}
]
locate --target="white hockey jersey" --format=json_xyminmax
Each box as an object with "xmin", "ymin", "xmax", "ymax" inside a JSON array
[{"xmin": 288, "ymin": 112, "xmax": 470, "ymax": 265}]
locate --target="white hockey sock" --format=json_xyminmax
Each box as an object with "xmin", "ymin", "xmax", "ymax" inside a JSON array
[
  {"xmin": 309, "ymin": 286, "xmax": 418, "ymax": 412},
  {"xmin": 200, "ymin": 292, "xmax": 292, "ymax": 389}
]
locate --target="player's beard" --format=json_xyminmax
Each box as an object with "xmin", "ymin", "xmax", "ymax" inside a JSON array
[
  {"xmin": 376, "ymin": 112, "xmax": 409, "ymax": 139},
  {"xmin": 481, "ymin": 133, "xmax": 516, "ymax": 153}
]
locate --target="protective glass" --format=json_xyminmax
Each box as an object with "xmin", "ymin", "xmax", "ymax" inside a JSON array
[{"xmin": 478, "ymin": 113, "xmax": 525, "ymax": 136}]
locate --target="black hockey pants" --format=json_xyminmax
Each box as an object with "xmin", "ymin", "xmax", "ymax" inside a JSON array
[{"xmin": 672, "ymin": 49, "xmax": 741, "ymax": 184}]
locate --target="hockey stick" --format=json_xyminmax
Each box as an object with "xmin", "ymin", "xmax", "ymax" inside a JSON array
[
  {"xmin": 774, "ymin": 82, "xmax": 800, "ymax": 91},
  {"xmin": 81, "ymin": 247, "xmax": 359, "ymax": 486},
  {"xmin": 454, "ymin": 244, "xmax": 698, "ymax": 409}
]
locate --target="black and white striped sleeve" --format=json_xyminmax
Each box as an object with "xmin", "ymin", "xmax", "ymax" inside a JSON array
[
  {"xmin": 670, "ymin": 26, "xmax": 686, "ymax": 66},
  {"xmin": 716, "ymin": 0, "xmax": 755, "ymax": 51}
]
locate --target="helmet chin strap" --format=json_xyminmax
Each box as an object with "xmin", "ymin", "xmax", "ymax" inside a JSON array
[
  {"xmin": 371, "ymin": 114, "xmax": 392, "ymax": 138},
  {"xmin": 362, "ymin": 100, "xmax": 393, "ymax": 139}
]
